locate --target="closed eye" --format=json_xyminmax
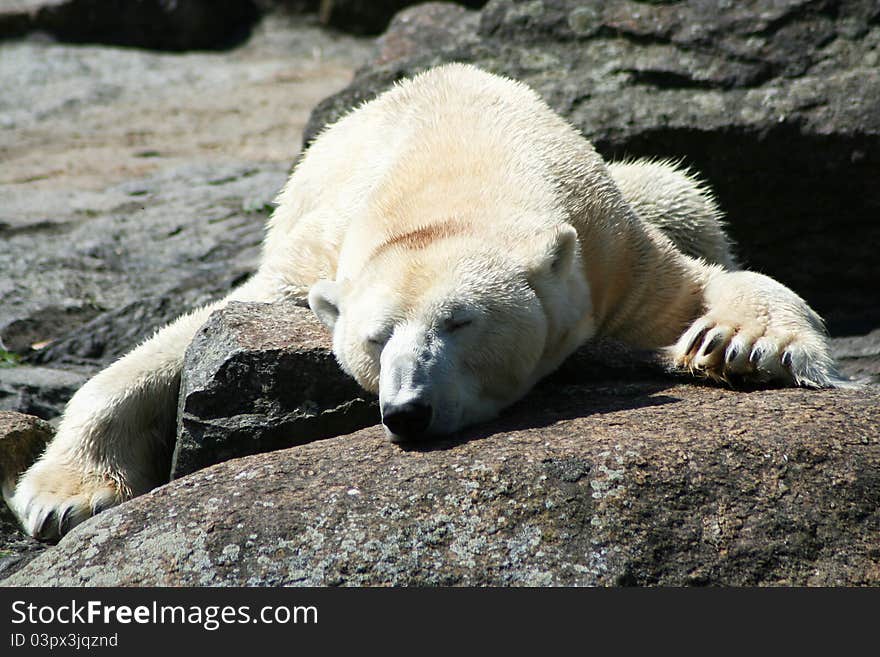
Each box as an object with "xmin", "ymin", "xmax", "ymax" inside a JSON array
[
  {"xmin": 444, "ymin": 317, "xmax": 474, "ymax": 333},
  {"xmin": 366, "ymin": 331, "xmax": 391, "ymax": 347}
]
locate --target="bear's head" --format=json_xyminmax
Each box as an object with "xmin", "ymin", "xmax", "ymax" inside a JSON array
[{"xmin": 308, "ymin": 223, "xmax": 592, "ymax": 441}]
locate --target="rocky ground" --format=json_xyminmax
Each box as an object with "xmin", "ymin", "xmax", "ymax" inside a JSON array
[
  {"xmin": 1, "ymin": 0, "xmax": 878, "ymax": 585},
  {"xmin": 0, "ymin": 10, "xmax": 371, "ymax": 409}
]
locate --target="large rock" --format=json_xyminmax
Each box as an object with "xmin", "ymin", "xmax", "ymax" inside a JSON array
[
  {"xmin": 4, "ymin": 382, "xmax": 878, "ymax": 586},
  {"xmin": 303, "ymin": 0, "xmax": 880, "ymax": 335},
  {"xmin": 0, "ymin": 0, "xmax": 261, "ymax": 50},
  {"xmin": 172, "ymin": 301, "xmax": 378, "ymax": 479},
  {"xmin": 0, "ymin": 410, "xmax": 52, "ymax": 497},
  {"xmin": 0, "ymin": 412, "xmax": 51, "ymax": 578}
]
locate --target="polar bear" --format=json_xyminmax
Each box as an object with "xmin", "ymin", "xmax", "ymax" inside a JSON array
[{"xmin": 7, "ymin": 63, "xmax": 844, "ymax": 540}]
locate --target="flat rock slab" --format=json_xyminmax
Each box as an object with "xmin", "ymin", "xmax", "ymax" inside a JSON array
[
  {"xmin": 172, "ymin": 301, "xmax": 378, "ymax": 479},
  {"xmin": 7, "ymin": 383, "xmax": 878, "ymax": 586}
]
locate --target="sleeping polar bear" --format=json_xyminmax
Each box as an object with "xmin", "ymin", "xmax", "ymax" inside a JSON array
[{"xmin": 8, "ymin": 63, "xmax": 845, "ymax": 540}]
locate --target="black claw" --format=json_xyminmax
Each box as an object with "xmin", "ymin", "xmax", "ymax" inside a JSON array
[
  {"xmin": 749, "ymin": 347, "xmax": 763, "ymax": 367},
  {"xmin": 92, "ymin": 500, "xmax": 112, "ymax": 515},
  {"xmin": 726, "ymin": 345, "xmax": 739, "ymax": 364},
  {"xmin": 781, "ymin": 351, "xmax": 793, "ymax": 368},
  {"xmin": 34, "ymin": 511, "xmax": 59, "ymax": 543},
  {"xmin": 58, "ymin": 506, "xmax": 76, "ymax": 536},
  {"xmin": 702, "ymin": 333, "xmax": 723, "ymax": 357},
  {"xmin": 685, "ymin": 326, "xmax": 710, "ymax": 356}
]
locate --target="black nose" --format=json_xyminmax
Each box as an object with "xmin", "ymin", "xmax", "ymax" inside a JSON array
[{"xmin": 382, "ymin": 402, "xmax": 433, "ymax": 440}]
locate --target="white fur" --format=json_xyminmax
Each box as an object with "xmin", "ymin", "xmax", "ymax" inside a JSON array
[{"xmin": 8, "ymin": 63, "xmax": 847, "ymax": 540}]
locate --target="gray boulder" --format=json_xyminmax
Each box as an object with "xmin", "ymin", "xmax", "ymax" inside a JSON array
[
  {"xmin": 303, "ymin": 0, "xmax": 880, "ymax": 335},
  {"xmin": 2, "ymin": 162, "xmax": 280, "ymax": 370},
  {"xmin": 0, "ymin": 412, "xmax": 52, "ymax": 578},
  {"xmin": 0, "ymin": 410, "xmax": 52, "ymax": 499},
  {"xmin": 4, "ymin": 382, "xmax": 878, "ymax": 586},
  {"xmin": 172, "ymin": 301, "xmax": 378, "ymax": 479}
]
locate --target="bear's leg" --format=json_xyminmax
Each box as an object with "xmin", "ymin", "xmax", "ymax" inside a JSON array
[
  {"xmin": 608, "ymin": 158, "xmax": 736, "ymax": 269},
  {"xmin": 605, "ymin": 160, "xmax": 844, "ymax": 388},
  {"xmin": 667, "ymin": 267, "xmax": 844, "ymax": 387},
  {"xmin": 7, "ymin": 274, "xmax": 280, "ymax": 540}
]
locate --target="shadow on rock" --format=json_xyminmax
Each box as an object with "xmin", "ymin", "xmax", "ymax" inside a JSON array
[{"xmin": 398, "ymin": 379, "xmax": 682, "ymax": 453}]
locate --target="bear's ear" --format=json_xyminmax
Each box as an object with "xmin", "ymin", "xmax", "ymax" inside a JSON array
[
  {"xmin": 308, "ymin": 279, "xmax": 342, "ymax": 330},
  {"xmin": 528, "ymin": 224, "xmax": 579, "ymax": 279}
]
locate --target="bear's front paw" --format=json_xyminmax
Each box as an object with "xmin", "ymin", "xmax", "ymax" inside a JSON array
[
  {"xmin": 10, "ymin": 457, "xmax": 126, "ymax": 541},
  {"xmin": 668, "ymin": 270, "xmax": 844, "ymax": 388}
]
